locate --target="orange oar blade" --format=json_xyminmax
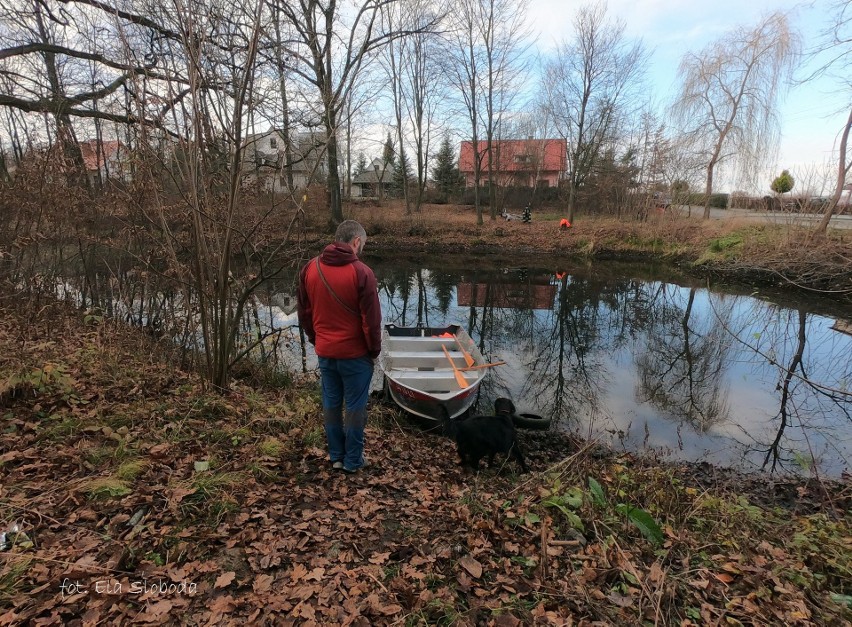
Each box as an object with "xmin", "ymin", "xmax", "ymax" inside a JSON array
[
  {"xmin": 454, "ymin": 335, "xmax": 475, "ymax": 367},
  {"xmin": 442, "ymin": 344, "xmax": 469, "ymax": 389}
]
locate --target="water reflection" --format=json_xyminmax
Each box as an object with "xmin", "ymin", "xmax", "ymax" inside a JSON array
[
  {"xmin": 370, "ymin": 260, "xmax": 852, "ymax": 478},
  {"xmin": 47, "ymin": 257, "xmax": 852, "ymax": 477},
  {"xmin": 635, "ymin": 287, "xmax": 733, "ymax": 433}
]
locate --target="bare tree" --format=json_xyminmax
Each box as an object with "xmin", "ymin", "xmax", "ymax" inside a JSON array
[
  {"xmin": 444, "ymin": 0, "xmax": 530, "ymax": 224},
  {"xmin": 378, "ymin": 0, "xmax": 445, "ymax": 213},
  {"xmin": 381, "ymin": 1, "xmax": 413, "ymax": 213},
  {"xmin": 479, "ymin": 0, "xmax": 530, "ymax": 220},
  {"xmin": 542, "ymin": 1, "xmax": 647, "ymax": 223},
  {"xmin": 0, "ymin": 0, "xmax": 185, "ymax": 129},
  {"xmin": 444, "ymin": 0, "xmax": 486, "ymax": 224},
  {"xmin": 810, "ymin": 0, "xmax": 852, "ymax": 234},
  {"xmin": 670, "ymin": 12, "xmax": 799, "ymax": 220},
  {"xmin": 273, "ymin": 0, "xmax": 437, "ymax": 227}
]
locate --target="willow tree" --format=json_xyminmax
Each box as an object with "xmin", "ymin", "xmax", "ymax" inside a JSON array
[{"xmin": 670, "ymin": 12, "xmax": 799, "ymax": 219}]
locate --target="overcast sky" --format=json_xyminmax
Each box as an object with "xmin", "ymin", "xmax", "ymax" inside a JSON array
[{"xmin": 525, "ymin": 0, "xmax": 846, "ymax": 193}]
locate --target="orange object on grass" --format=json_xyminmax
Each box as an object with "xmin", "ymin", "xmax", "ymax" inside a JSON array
[{"xmin": 559, "ymin": 218, "xmax": 571, "ymax": 229}]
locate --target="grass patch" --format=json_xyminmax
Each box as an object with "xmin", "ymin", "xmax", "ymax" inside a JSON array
[
  {"xmin": 190, "ymin": 471, "xmax": 245, "ymax": 500},
  {"xmin": 302, "ymin": 427, "xmax": 325, "ymax": 448},
  {"xmin": 104, "ymin": 412, "xmax": 134, "ymax": 429},
  {"xmin": 709, "ymin": 233, "xmax": 744, "ymax": 253},
  {"xmin": 84, "ymin": 477, "xmax": 132, "ymax": 500},
  {"xmin": 116, "ymin": 459, "xmax": 147, "ymax": 481},
  {"xmin": 694, "ymin": 231, "xmax": 746, "ymax": 264},
  {"xmin": 44, "ymin": 415, "xmax": 82, "ymax": 440},
  {"xmin": 0, "ymin": 555, "xmax": 32, "ymax": 602},
  {"xmin": 257, "ymin": 437, "xmax": 284, "ymax": 457},
  {"xmin": 182, "ymin": 471, "xmax": 245, "ymax": 524},
  {"xmin": 83, "ymin": 444, "xmax": 113, "ymax": 466}
]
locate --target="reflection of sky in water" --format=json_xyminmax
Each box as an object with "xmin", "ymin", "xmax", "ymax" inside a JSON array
[
  {"xmin": 59, "ymin": 261, "xmax": 851, "ymax": 477},
  {"xmin": 369, "ymin": 264, "xmax": 852, "ymax": 478}
]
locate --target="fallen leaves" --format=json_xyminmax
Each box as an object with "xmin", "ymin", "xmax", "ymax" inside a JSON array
[
  {"xmin": 214, "ymin": 572, "xmax": 236, "ymax": 589},
  {"xmin": 1, "ymin": 301, "xmax": 850, "ymax": 627},
  {"xmin": 458, "ymin": 555, "xmax": 483, "ymax": 579}
]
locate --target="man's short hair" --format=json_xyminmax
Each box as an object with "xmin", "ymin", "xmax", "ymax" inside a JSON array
[{"xmin": 334, "ymin": 220, "xmax": 366, "ymax": 244}]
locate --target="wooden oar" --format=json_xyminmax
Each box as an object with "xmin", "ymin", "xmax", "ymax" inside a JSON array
[
  {"xmin": 442, "ymin": 344, "xmax": 469, "ymax": 388},
  {"xmin": 459, "ymin": 361, "xmax": 506, "ymax": 371},
  {"xmin": 454, "ymin": 336, "xmax": 475, "ymax": 367}
]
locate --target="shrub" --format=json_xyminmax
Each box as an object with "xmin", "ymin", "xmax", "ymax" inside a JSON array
[{"xmin": 709, "ymin": 193, "xmax": 729, "ymax": 208}]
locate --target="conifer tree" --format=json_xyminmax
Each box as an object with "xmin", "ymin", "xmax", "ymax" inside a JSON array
[
  {"xmin": 354, "ymin": 152, "xmax": 368, "ymax": 176},
  {"xmin": 432, "ymin": 135, "xmax": 463, "ymax": 197},
  {"xmin": 391, "ymin": 151, "xmax": 411, "ymax": 197}
]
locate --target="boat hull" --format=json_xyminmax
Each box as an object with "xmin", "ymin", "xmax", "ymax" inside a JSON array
[{"xmin": 379, "ymin": 324, "xmax": 487, "ymax": 420}]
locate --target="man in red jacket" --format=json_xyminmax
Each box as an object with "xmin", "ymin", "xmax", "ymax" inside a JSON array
[{"xmin": 297, "ymin": 220, "xmax": 382, "ymax": 474}]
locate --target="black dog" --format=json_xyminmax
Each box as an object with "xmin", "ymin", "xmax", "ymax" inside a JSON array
[{"xmin": 440, "ymin": 397, "xmax": 529, "ymax": 473}]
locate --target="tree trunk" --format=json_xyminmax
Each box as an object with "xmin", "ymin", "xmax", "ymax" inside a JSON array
[
  {"xmin": 567, "ymin": 179, "xmax": 576, "ymax": 224},
  {"xmin": 815, "ymin": 107, "xmax": 852, "ymax": 235},
  {"xmin": 327, "ymin": 120, "xmax": 344, "ymax": 226},
  {"xmin": 487, "ymin": 132, "xmax": 496, "ymax": 220},
  {"xmin": 703, "ymin": 160, "xmax": 715, "ymax": 220}
]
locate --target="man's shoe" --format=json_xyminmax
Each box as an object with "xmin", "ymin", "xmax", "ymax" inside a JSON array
[
  {"xmin": 332, "ymin": 461, "xmax": 344, "ymax": 470},
  {"xmin": 343, "ymin": 458, "xmax": 369, "ymax": 474}
]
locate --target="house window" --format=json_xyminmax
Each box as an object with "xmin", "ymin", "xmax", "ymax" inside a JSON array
[
  {"xmin": 514, "ymin": 154, "xmax": 531, "ymax": 164},
  {"xmin": 270, "ymin": 138, "xmax": 278, "ymax": 149}
]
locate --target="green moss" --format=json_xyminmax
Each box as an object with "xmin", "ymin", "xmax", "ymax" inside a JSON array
[{"xmin": 709, "ymin": 233, "xmax": 744, "ymax": 253}]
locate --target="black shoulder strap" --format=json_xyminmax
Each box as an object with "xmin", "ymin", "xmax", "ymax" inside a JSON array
[{"xmin": 315, "ymin": 257, "xmax": 359, "ymax": 317}]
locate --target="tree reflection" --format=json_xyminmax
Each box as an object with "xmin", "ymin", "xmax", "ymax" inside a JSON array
[
  {"xmin": 368, "ymin": 259, "xmax": 850, "ymax": 476},
  {"xmin": 635, "ymin": 287, "xmax": 732, "ymax": 432},
  {"xmin": 728, "ymin": 305, "xmax": 852, "ymax": 474},
  {"xmin": 762, "ymin": 309, "xmax": 807, "ymax": 471}
]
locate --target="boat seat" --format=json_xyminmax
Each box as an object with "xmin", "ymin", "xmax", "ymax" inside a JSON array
[
  {"xmin": 390, "ymin": 373, "xmax": 474, "ymax": 392},
  {"xmin": 387, "ymin": 369, "xmax": 476, "ymax": 379},
  {"xmin": 384, "ymin": 338, "xmax": 459, "ymax": 352},
  {"xmin": 385, "ymin": 350, "xmax": 470, "ymax": 370},
  {"xmin": 386, "ymin": 350, "xmax": 464, "ymax": 359}
]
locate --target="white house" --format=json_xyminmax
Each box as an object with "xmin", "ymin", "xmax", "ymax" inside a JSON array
[{"xmin": 242, "ymin": 130, "xmax": 328, "ymax": 192}]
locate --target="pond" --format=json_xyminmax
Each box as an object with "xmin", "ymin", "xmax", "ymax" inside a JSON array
[
  {"xmin": 50, "ymin": 254, "xmax": 852, "ymax": 478},
  {"xmin": 360, "ymin": 257, "xmax": 852, "ymax": 478}
]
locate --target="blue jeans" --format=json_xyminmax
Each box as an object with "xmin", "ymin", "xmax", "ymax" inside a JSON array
[{"xmin": 318, "ymin": 355, "xmax": 374, "ymax": 471}]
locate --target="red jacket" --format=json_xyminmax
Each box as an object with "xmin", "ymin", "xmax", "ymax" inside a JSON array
[{"xmin": 297, "ymin": 242, "xmax": 382, "ymax": 359}]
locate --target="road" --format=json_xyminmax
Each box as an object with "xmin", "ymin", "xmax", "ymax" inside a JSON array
[{"xmin": 673, "ymin": 206, "xmax": 852, "ymax": 230}]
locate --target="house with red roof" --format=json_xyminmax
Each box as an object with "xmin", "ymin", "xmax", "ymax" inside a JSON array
[
  {"xmin": 79, "ymin": 139, "xmax": 132, "ymax": 184},
  {"xmin": 458, "ymin": 138, "xmax": 567, "ymax": 188}
]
